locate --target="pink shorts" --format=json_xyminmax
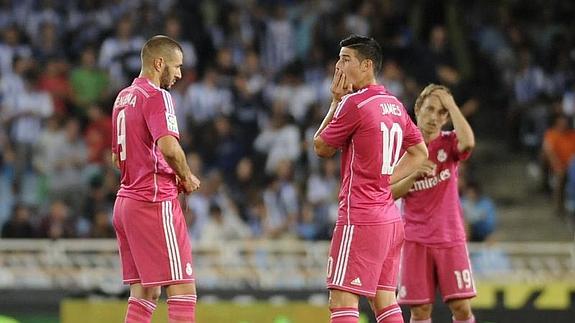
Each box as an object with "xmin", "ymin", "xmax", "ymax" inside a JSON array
[
  {"xmin": 113, "ymin": 196, "xmax": 194, "ymax": 287},
  {"xmin": 397, "ymin": 241, "xmax": 476, "ymax": 304},
  {"xmin": 326, "ymin": 221, "xmax": 404, "ymax": 297}
]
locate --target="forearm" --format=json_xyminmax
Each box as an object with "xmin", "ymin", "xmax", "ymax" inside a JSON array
[
  {"xmin": 391, "ymin": 174, "xmax": 417, "ymax": 199},
  {"xmin": 163, "ymin": 145, "xmax": 193, "ymax": 180},
  {"xmin": 448, "ymin": 105, "xmax": 475, "ymax": 151},
  {"xmin": 314, "ymin": 100, "xmax": 339, "ymax": 139},
  {"xmin": 391, "ymin": 154, "xmax": 423, "ymax": 185},
  {"xmin": 390, "ymin": 143, "xmax": 428, "ymax": 184}
]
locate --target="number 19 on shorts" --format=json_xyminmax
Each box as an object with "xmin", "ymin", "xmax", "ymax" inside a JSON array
[{"xmin": 454, "ymin": 269, "xmax": 473, "ymax": 290}]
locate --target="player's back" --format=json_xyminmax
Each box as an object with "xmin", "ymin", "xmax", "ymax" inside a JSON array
[
  {"xmin": 328, "ymin": 85, "xmax": 422, "ymax": 225},
  {"xmin": 111, "ymin": 77, "xmax": 179, "ymax": 203}
]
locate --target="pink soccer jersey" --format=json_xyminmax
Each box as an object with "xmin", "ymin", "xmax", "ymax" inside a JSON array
[
  {"xmin": 320, "ymin": 84, "xmax": 423, "ymax": 225},
  {"xmin": 112, "ymin": 77, "xmax": 180, "ymax": 203},
  {"xmin": 402, "ymin": 131, "xmax": 471, "ymax": 247}
]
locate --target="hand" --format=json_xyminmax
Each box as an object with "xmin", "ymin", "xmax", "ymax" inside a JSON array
[
  {"xmin": 434, "ymin": 89, "xmax": 458, "ymax": 112},
  {"xmin": 178, "ymin": 174, "xmax": 201, "ymax": 194},
  {"xmin": 330, "ymin": 68, "xmax": 353, "ymax": 102},
  {"xmin": 413, "ymin": 160, "xmax": 436, "ymax": 178}
]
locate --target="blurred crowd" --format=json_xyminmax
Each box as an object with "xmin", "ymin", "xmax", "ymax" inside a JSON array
[{"xmin": 1, "ymin": 0, "xmax": 574, "ymax": 241}]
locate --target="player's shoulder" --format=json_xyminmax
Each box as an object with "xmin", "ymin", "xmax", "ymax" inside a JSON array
[
  {"xmin": 439, "ymin": 130, "xmax": 458, "ymax": 144},
  {"xmin": 340, "ymin": 88, "xmax": 371, "ymax": 106},
  {"xmin": 333, "ymin": 88, "xmax": 370, "ymax": 117},
  {"xmin": 130, "ymin": 78, "xmax": 171, "ymax": 100}
]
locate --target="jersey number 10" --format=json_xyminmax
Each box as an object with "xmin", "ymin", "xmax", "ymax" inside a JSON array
[
  {"xmin": 380, "ymin": 122, "xmax": 403, "ymax": 175},
  {"xmin": 117, "ymin": 109, "xmax": 127, "ymax": 161}
]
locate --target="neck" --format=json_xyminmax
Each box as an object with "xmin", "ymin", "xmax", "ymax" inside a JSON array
[
  {"xmin": 139, "ymin": 69, "xmax": 160, "ymax": 88},
  {"xmin": 421, "ymin": 128, "xmax": 440, "ymax": 144},
  {"xmin": 355, "ymin": 76, "xmax": 377, "ymax": 90}
]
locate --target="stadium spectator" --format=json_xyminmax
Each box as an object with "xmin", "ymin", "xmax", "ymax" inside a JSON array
[
  {"xmin": 254, "ymin": 107, "xmax": 301, "ymax": 175},
  {"xmin": 228, "ymin": 157, "xmax": 259, "ymax": 222},
  {"xmin": 0, "ymin": 26, "xmax": 32, "ymax": 75},
  {"xmin": 45, "ymin": 118, "xmax": 87, "ymax": 210},
  {"xmin": 37, "ymin": 57, "xmax": 72, "ymax": 119},
  {"xmin": 542, "ymin": 114, "xmax": 575, "ymax": 216},
  {"xmin": 98, "ymin": 16, "xmax": 145, "ymax": 90},
  {"xmin": 461, "ymin": 181, "xmax": 497, "ymax": 242},
  {"xmin": 199, "ymin": 204, "xmax": 249, "ymax": 244},
  {"xmin": 306, "ymin": 158, "xmax": 339, "ymax": 239},
  {"xmin": 1, "ymin": 60, "xmax": 53, "ymax": 196},
  {"xmin": 89, "ymin": 209, "xmax": 115, "ymax": 239},
  {"xmin": 84, "ymin": 104, "xmax": 113, "ymax": 165},
  {"xmin": 261, "ymin": 159, "xmax": 300, "ymax": 239},
  {"xmin": 183, "ymin": 67, "xmax": 233, "ymax": 126},
  {"xmin": 37, "ymin": 200, "xmax": 77, "ymax": 239},
  {"xmin": 1, "ymin": 203, "xmax": 34, "ymax": 238},
  {"xmin": 70, "ymin": 47, "xmax": 109, "ymax": 113}
]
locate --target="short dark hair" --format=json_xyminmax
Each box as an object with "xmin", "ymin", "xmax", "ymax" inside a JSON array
[
  {"xmin": 339, "ymin": 35, "xmax": 383, "ymax": 75},
  {"xmin": 141, "ymin": 35, "xmax": 182, "ymax": 61}
]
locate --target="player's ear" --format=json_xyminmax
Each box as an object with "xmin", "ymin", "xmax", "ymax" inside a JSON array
[
  {"xmin": 361, "ymin": 59, "xmax": 371, "ymax": 72},
  {"xmin": 153, "ymin": 57, "xmax": 164, "ymax": 72}
]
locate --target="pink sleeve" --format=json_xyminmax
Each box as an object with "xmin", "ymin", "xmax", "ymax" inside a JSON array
[
  {"xmin": 319, "ymin": 98, "xmax": 361, "ymax": 149},
  {"xmin": 144, "ymin": 91, "xmax": 180, "ymax": 142},
  {"xmin": 401, "ymin": 112, "xmax": 423, "ymax": 149}
]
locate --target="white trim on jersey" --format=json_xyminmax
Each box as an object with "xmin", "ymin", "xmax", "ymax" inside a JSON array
[
  {"xmin": 161, "ymin": 90, "xmax": 175, "ymax": 114},
  {"xmin": 333, "ymin": 88, "xmax": 368, "ymax": 118},
  {"xmin": 357, "ymin": 94, "xmax": 398, "ymax": 108},
  {"xmin": 346, "ymin": 140, "xmax": 355, "ymax": 225},
  {"xmin": 152, "ymin": 142, "xmax": 159, "ymax": 202},
  {"xmin": 332, "ymin": 225, "xmax": 354, "ymax": 286},
  {"xmin": 146, "ymin": 79, "xmax": 161, "ymax": 90},
  {"xmin": 133, "ymin": 85, "xmax": 150, "ymax": 98},
  {"xmin": 162, "ymin": 201, "xmax": 182, "ymax": 280}
]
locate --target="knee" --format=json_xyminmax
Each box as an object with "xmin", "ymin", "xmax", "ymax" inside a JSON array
[
  {"xmin": 448, "ymin": 299, "xmax": 473, "ymax": 319},
  {"xmin": 367, "ymin": 298, "xmax": 375, "ymax": 312},
  {"xmin": 411, "ymin": 304, "xmax": 433, "ymax": 320},
  {"xmin": 143, "ymin": 288, "xmax": 161, "ymax": 303},
  {"xmin": 329, "ymin": 290, "xmax": 359, "ymax": 309}
]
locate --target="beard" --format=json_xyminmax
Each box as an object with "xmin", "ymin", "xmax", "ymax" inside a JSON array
[{"xmin": 160, "ymin": 69, "xmax": 172, "ymax": 90}]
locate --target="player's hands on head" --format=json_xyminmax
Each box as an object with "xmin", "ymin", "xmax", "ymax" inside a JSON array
[
  {"xmin": 414, "ymin": 160, "xmax": 436, "ymax": 178},
  {"xmin": 331, "ymin": 68, "xmax": 353, "ymax": 102},
  {"xmin": 434, "ymin": 89, "xmax": 457, "ymax": 111}
]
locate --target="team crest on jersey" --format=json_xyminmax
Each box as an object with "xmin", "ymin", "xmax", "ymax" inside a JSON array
[
  {"xmin": 398, "ymin": 285, "xmax": 407, "ymax": 299},
  {"xmin": 166, "ymin": 112, "xmax": 179, "ymax": 134},
  {"xmin": 186, "ymin": 263, "xmax": 193, "ymax": 276},
  {"xmin": 437, "ymin": 149, "xmax": 447, "ymax": 162}
]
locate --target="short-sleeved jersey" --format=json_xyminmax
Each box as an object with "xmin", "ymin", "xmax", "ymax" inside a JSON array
[
  {"xmin": 112, "ymin": 77, "xmax": 180, "ymax": 202},
  {"xmin": 320, "ymin": 84, "xmax": 423, "ymax": 225},
  {"xmin": 402, "ymin": 131, "xmax": 471, "ymax": 247}
]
